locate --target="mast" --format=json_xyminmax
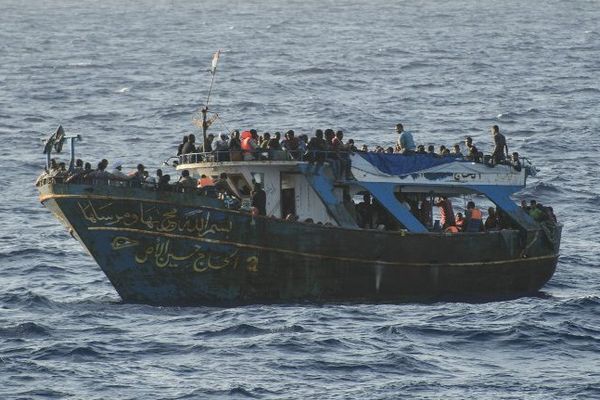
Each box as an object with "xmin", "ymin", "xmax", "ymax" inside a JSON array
[{"xmin": 202, "ymin": 49, "xmax": 221, "ymax": 150}]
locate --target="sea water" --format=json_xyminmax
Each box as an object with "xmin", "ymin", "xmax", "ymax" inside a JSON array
[{"xmin": 1, "ymin": 0, "xmax": 599, "ymax": 398}]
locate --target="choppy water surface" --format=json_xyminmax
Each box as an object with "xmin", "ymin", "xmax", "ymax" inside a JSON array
[{"xmin": 1, "ymin": 0, "xmax": 599, "ymax": 398}]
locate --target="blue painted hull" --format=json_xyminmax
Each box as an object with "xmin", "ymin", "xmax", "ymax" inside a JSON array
[{"xmin": 39, "ymin": 184, "xmax": 561, "ymax": 305}]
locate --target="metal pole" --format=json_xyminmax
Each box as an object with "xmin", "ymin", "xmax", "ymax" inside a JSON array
[{"xmin": 201, "ymin": 106, "xmax": 208, "ymax": 152}]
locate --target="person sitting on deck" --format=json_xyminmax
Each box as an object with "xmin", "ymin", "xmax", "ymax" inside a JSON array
[
  {"xmin": 485, "ymin": 207, "xmax": 499, "ymax": 231},
  {"xmin": 158, "ymin": 174, "xmax": 171, "ymax": 191},
  {"xmin": 510, "ymin": 152, "xmax": 522, "ymax": 171},
  {"xmin": 111, "ymin": 161, "xmax": 129, "ymax": 180},
  {"xmin": 65, "ymin": 162, "xmax": 92, "ymax": 183},
  {"xmin": 177, "ymin": 169, "xmax": 196, "ymax": 190},
  {"xmin": 416, "ymin": 144, "xmax": 426, "ymax": 154},
  {"xmin": 212, "ymin": 133, "xmax": 230, "ymax": 161},
  {"xmin": 356, "ymin": 193, "xmax": 375, "ymax": 229},
  {"xmin": 181, "ymin": 134, "xmax": 197, "ymax": 155},
  {"xmin": 251, "ymin": 183, "xmax": 267, "ymax": 216},
  {"xmin": 281, "ymin": 130, "xmax": 300, "ymax": 159},
  {"xmin": 197, "ymin": 174, "xmax": 214, "ymax": 188},
  {"xmin": 307, "ymin": 129, "xmax": 327, "ymax": 173},
  {"xmin": 177, "ymin": 135, "xmax": 188, "ymax": 156},
  {"xmin": 128, "ymin": 164, "xmax": 145, "ymax": 184},
  {"xmin": 464, "ymin": 137, "xmax": 481, "ymax": 162},
  {"xmin": 426, "ymin": 145, "xmax": 437, "ymax": 157},
  {"xmin": 465, "ymin": 201, "xmax": 483, "ymax": 232},
  {"xmin": 491, "ymin": 125, "xmax": 509, "ymax": 164},
  {"xmin": 451, "ymin": 144, "xmax": 464, "ymax": 158},
  {"xmin": 395, "ymin": 123, "xmax": 416, "ymax": 154},
  {"xmin": 435, "ymin": 196, "xmax": 455, "ymax": 230},
  {"xmin": 88, "ymin": 161, "xmax": 111, "ymax": 179},
  {"xmin": 240, "ymin": 130, "xmax": 257, "ymax": 160}
]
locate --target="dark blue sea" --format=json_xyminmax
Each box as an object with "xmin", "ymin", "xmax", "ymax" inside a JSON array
[{"xmin": 1, "ymin": 0, "xmax": 599, "ymax": 398}]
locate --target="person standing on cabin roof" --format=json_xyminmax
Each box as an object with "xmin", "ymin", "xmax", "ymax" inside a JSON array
[
  {"xmin": 491, "ymin": 125, "xmax": 509, "ymax": 164},
  {"xmin": 251, "ymin": 183, "xmax": 267, "ymax": 216},
  {"xmin": 435, "ymin": 196, "xmax": 456, "ymax": 229},
  {"xmin": 395, "ymin": 123, "xmax": 416, "ymax": 154}
]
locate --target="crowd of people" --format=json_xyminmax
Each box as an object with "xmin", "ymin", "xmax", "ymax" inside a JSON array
[{"xmin": 176, "ymin": 123, "xmax": 523, "ymax": 173}]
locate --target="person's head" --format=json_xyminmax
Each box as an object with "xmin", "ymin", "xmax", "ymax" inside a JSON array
[
  {"xmin": 417, "ymin": 144, "xmax": 425, "ymax": 152},
  {"xmin": 467, "ymin": 201, "xmax": 475, "ymax": 209},
  {"xmin": 439, "ymin": 145, "xmax": 446, "ymax": 153},
  {"xmin": 84, "ymin": 162, "xmax": 91, "ymax": 170},
  {"xmin": 143, "ymin": 170, "xmax": 149, "ymax": 178},
  {"xmin": 361, "ymin": 144, "xmax": 368, "ymax": 151},
  {"xmin": 137, "ymin": 163, "xmax": 144, "ymax": 172},
  {"xmin": 488, "ymin": 207, "xmax": 496, "ymax": 215},
  {"xmin": 335, "ymin": 130, "xmax": 343, "ymax": 140},
  {"xmin": 386, "ymin": 146, "xmax": 394, "ymax": 154},
  {"xmin": 75, "ymin": 159, "xmax": 83, "ymax": 167},
  {"xmin": 101, "ymin": 159, "xmax": 108, "ymax": 168},
  {"xmin": 348, "ymin": 139, "xmax": 354, "ymax": 145},
  {"xmin": 50, "ymin": 158, "xmax": 57, "ymax": 169},
  {"xmin": 182, "ymin": 135, "xmax": 188, "ymax": 143},
  {"xmin": 250, "ymin": 130, "xmax": 258, "ymax": 140},
  {"xmin": 315, "ymin": 129, "xmax": 323, "ymax": 138},
  {"xmin": 156, "ymin": 169, "xmax": 163, "ymax": 177},
  {"xmin": 512, "ymin": 152, "xmax": 519, "ymax": 161},
  {"xmin": 97, "ymin": 162, "xmax": 105, "ymax": 171},
  {"xmin": 427, "ymin": 145, "xmax": 435, "ymax": 153},
  {"xmin": 163, "ymin": 174, "xmax": 171, "ymax": 183},
  {"xmin": 521, "ymin": 200, "xmax": 527, "ymax": 208},
  {"xmin": 456, "ymin": 212, "xmax": 464, "ymax": 220},
  {"xmin": 188, "ymin": 134, "xmax": 196, "ymax": 143},
  {"xmin": 182, "ymin": 169, "xmax": 190, "ymax": 177},
  {"xmin": 492, "ymin": 125, "xmax": 499, "ymax": 135},
  {"xmin": 442, "ymin": 148, "xmax": 450, "ymax": 155},
  {"xmin": 286, "ymin": 129, "xmax": 294, "ymax": 139},
  {"xmin": 263, "ymin": 132, "xmax": 270, "ymax": 141},
  {"xmin": 465, "ymin": 136, "xmax": 473, "ymax": 145},
  {"xmin": 324, "ymin": 129, "xmax": 335, "ymax": 140},
  {"xmin": 208, "ymin": 133, "xmax": 215, "ymax": 142},
  {"xmin": 274, "ymin": 131, "xmax": 281, "ymax": 140},
  {"xmin": 363, "ymin": 193, "xmax": 371, "ymax": 203},
  {"xmin": 254, "ymin": 182, "xmax": 262, "ymax": 191},
  {"xmin": 395, "ymin": 123, "xmax": 404, "ymax": 134},
  {"xmin": 530, "ymin": 199, "xmax": 537, "ymax": 207},
  {"xmin": 58, "ymin": 162, "xmax": 66, "ymax": 170},
  {"xmin": 201, "ymin": 174, "xmax": 207, "ymax": 179},
  {"xmin": 233, "ymin": 130, "xmax": 240, "ymax": 139},
  {"xmin": 220, "ymin": 133, "xmax": 229, "ymax": 141},
  {"xmin": 453, "ymin": 144, "xmax": 460, "ymax": 152},
  {"xmin": 220, "ymin": 172, "xmax": 227, "ymax": 180}
]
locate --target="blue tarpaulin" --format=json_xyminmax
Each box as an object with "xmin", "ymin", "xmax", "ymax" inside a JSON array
[{"xmin": 356, "ymin": 153, "xmax": 461, "ymax": 175}]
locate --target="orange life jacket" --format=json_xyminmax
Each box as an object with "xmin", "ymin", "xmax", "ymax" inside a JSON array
[
  {"xmin": 241, "ymin": 137, "xmax": 255, "ymax": 153},
  {"xmin": 470, "ymin": 208, "xmax": 482, "ymax": 220},
  {"xmin": 198, "ymin": 177, "xmax": 214, "ymax": 187}
]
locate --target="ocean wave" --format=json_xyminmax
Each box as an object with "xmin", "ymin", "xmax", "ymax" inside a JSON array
[
  {"xmin": 195, "ymin": 323, "xmax": 267, "ymax": 337},
  {"xmin": 31, "ymin": 343, "xmax": 106, "ymax": 361},
  {"xmin": 0, "ymin": 322, "xmax": 51, "ymax": 338}
]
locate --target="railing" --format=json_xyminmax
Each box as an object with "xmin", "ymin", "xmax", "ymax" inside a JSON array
[{"xmin": 177, "ymin": 149, "xmax": 345, "ymax": 165}]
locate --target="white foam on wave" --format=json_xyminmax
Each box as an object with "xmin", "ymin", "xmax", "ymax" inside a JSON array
[{"xmin": 117, "ymin": 87, "xmax": 130, "ymax": 93}]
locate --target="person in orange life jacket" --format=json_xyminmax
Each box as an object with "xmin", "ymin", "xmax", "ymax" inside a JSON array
[
  {"xmin": 240, "ymin": 130, "xmax": 257, "ymax": 160},
  {"xmin": 435, "ymin": 196, "xmax": 455, "ymax": 229},
  {"xmin": 455, "ymin": 212, "xmax": 465, "ymax": 231},
  {"xmin": 465, "ymin": 201, "xmax": 483, "ymax": 232},
  {"xmin": 445, "ymin": 225, "xmax": 460, "ymax": 233},
  {"xmin": 197, "ymin": 174, "xmax": 214, "ymax": 188}
]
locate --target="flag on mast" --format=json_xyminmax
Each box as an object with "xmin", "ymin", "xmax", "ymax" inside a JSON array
[{"xmin": 211, "ymin": 50, "xmax": 221, "ymax": 75}]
